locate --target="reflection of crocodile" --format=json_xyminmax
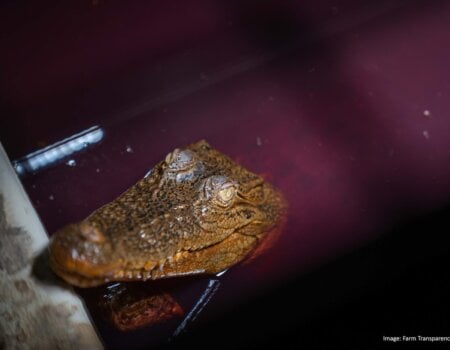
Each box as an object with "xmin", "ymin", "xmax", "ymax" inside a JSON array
[
  {"xmin": 98, "ymin": 283, "xmax": 183, "ymax": 332},
  {"xmin": 49, "ymin": 140, "xmax": 286, "ymax": 287}
]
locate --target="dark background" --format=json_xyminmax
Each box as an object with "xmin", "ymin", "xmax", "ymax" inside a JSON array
[{"xmin": 174, "ymin": 205, "xmax": 450, "ymax": 349}]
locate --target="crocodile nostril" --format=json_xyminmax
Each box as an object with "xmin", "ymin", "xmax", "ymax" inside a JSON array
[{"xmin": 79, "ymin": 222, "xmax": 105, "ymax": 243}]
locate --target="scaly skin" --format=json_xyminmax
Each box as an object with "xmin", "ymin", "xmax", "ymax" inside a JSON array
[{"xmin": 49, "ymin": 140, "xmax": 286, "ymax": 287}]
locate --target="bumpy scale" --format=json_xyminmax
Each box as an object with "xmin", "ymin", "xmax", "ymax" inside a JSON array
[{"xmin": 49, "ymin": 140, "xmax": 286, "ymax": 287}]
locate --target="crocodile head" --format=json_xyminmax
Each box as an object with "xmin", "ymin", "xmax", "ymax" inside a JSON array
[{"xmin": 49, "ymin": 140, "xmax": 286, "ymax": 287}]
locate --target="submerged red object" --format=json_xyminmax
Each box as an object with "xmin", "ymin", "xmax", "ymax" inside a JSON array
[{"xmin": 99, "ymin": 284, "xmax": 183, "ymax": 332}]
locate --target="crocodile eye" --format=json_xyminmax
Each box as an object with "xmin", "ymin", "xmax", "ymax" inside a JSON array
[
  {"xmin": 165, "ymin": 149, "xmax": 196, "ymax": 171},
  {"xmin": 201, "ymin": 175, "xmax": 238, "ymax": 205},
  {"xmin": 217, "ymin": 186, "xmax": 236, "ymax": 203}
]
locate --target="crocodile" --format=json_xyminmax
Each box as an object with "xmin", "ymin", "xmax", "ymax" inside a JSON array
[{"xmin": 49, "ymin": 140, "xmax": 286, "ymax": 287}]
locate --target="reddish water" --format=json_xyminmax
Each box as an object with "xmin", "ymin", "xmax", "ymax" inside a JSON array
[{"xmin": 2, "ymin": 1, "xmax": 450, "ymax": 348}]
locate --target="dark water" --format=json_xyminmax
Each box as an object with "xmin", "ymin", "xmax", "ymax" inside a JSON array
[{"xmin": 2, "ymin": 1, "xmax": 450, "ymax": 348}]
